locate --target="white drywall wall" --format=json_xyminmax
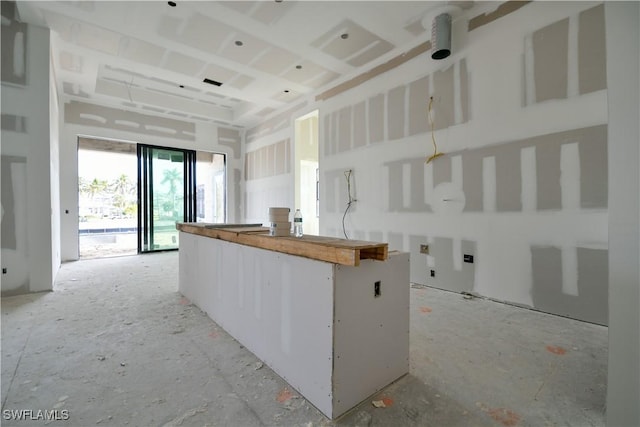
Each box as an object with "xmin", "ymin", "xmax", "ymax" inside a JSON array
[
  {"xmin": 243, "ymin": 2, "xmax": 610, "ymax": 324},
  {"xmin": 1, "ymin": 24, "xmax": 54, "ymax": 293},
  {"xmin": 50, "ymin": 55, "xmax": 61, "ymax": 282},
  {"xmin": 605, "ymin": 2, "xmax": 640, "ymax": 425}
]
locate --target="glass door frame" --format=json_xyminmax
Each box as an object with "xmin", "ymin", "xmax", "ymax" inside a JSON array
[{"xmin": 137, "ymin": 144, "xmax": 197, "ymax": 253}]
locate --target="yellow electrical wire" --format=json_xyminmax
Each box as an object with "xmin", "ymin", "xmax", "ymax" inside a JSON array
[{"xmin": 426, "ymin": 96, "xmax": 444, "ymax": 164}]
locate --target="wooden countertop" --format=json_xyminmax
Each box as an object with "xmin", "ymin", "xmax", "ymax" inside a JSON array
[{"xmin": 176, "ymin": 223, "xmax": 388, "ymax": 266}]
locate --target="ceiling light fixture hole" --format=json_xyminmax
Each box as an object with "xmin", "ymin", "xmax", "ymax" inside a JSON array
[
  {"xmin": 168, "ymin": 1, "xmax": 177, "ymax": 7},
  {"xmin": 235, "ymin": 40, "xmax": 244, "ymax": 46},
  {"xmin": 295, "ymin": 65, "xmax": 302, "ymax": 69},
  {"xmin": 340, "ymin": 33, "xmax": 349, "ymax": 40},
  {"xmin": 284, "ymin": 90, "xmax": 290, "ymax": 93},
  {"xmin": 179, "ymin": 85, "xmax": 184, "ymax": 88}
]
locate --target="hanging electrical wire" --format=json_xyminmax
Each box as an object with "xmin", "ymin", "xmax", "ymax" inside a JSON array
[
  {"xmin": 342, "ymin": 169, "xmax": 355, "ymax": 239},
  {"xmin": 426, "ymin": 96, "xmax": 445, "ymax": 164}
]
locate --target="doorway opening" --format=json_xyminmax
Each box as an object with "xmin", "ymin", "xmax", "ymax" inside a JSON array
[
  {"xmin": 294, "ymin": 110, "xmax": 319, "ymax": 235},
  {"xmin": 78, "ymin": 137, "xmax": 138, "ymax": 259},
  {"xmin": 196, "ymin": 151, "xmax": 227, "ymax": 224}
]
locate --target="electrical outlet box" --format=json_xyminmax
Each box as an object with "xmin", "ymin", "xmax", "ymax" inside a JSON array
[
  {"xmin": 463, "ymin": 254, "xmax": 474, "ymax": 263},
  {"xmin": 430, "ymin": 270, "xmax": 435, "ymax": 278},
  {"xmin": 419, "ymin": 244, "xmax": 430, "ymax": 255},
  {"xmin": 374, "ymin": 281, "xmax": 381, "ymax": 297},
  {"xmin": 2, "ymin": 268, "xmax": 6, "ymax": 274}
]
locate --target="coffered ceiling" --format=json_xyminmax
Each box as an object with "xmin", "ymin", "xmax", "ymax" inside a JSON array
[{"xmin": 16, "ymin": 1, "xmax": 473, "ymax": 128}]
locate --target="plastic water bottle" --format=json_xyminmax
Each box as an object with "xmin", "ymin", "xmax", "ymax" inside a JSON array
[{"xmin": 293, "ymin": 209, "xmax": 303, "ymax": 237}]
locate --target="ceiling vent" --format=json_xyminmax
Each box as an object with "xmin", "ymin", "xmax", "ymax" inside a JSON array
[{"xmin": 203, "ymin": 78, "xmax": 223, "ymax": 87}]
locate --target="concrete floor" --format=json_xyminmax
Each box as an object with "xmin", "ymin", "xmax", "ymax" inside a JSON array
[{"xmin": 2, "ymin": 252, "xmax": 607, "ymax": 426}]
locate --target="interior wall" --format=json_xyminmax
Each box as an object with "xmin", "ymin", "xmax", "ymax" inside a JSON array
[
  {"xmin": 1, "ymin": 14, "xmax": 54, "ymax": 294},
  {"xmin": 50, "ymin": 54, "xmax": 61, "ymax": 283},
  {"xmin": 59, "ymin": 104, "xmax": 244, "ymax": 261},
  {"xmin": 243, "ymin": 1, "xmax": 609, "ymax": 325},
  {"xmin": 605, "ymin": 2, "xmax": 640, "ymax": 425}
]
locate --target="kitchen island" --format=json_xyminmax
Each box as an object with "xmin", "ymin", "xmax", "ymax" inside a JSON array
[{"xmin": 177, "ymin": 222, "xmax": 409, "ymax": 419}]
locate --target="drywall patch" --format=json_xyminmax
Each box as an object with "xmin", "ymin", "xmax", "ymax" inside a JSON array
[
  {"xmin": 408, "ymin": 75, "xmax": 429, "ymax": 136},
  {"xmin": 330, "ymin": 111, "xmax": 340, "ymax": 154},
  {"xmin": 275, "ymin": 140, "xmax": 286, "ymax": 175},
  {"xmin": 338, "ymin": 106, "xmax": 352, "ymax": 153},
  {"xmin": 447, "ymin": 125, "xmax": 606, "ymax": 212},
  {"xmin": 218, "ymin": 127, "xmax": 241, "ymax": 159},
  {"xmin": 322, "ymin": 58, "xmax": 469, "ymax": 158},
  {"xmin": 579, "ymin": 123, "xmax": 607, "ymax": 208},
  {"xmin": 433, "ymin": 66, "xmax": 455, "ymax": 130},
  {"xmin": 525, "ymin": 5, "xmax": 607, "ymax": 106},
  {"xmin": 533, "ymin": 18, "xmax": 569, "ymax": 102},
  {"xmin": 245, "ymin": 139, "xmax": 290, "ymax": 181},
  {"xmin": 233, "ymin": 169, "xmax": 242, "ymax": 222},
  {"xmin": 65, "ymin": 101, "xmax": 196, "ymax": 141},
  {"xmin": 578, "ymin": 4, "xmax": 606, "ymax": 95},
  {"xmin": 383, "ymin": 157, "xmax": 432, "ymax": 213},
  {"xmin": 387, "ymin": 85, "xmax": 406, "ymax": 140},
  {"xmin": 535, "ymin": 139, "xmax": 562, "ymax": 210},
  {"xmin": 520, "ymin": 146, "xmax": 537, "ymax": 211},
  {"xmin": 576, "ymin": 247, "xmax": 608, "ymax": 325},
  {"xmin": 322, "ymin": 114, "xmax": 332, "ymax": 157},
  {"xmin": 531, "ymin": 246, "xmax": 608, "ymax": 325},
  {"xmin": 352, "ymin": 101, "xmax": 367, "ymax": 149},
  {"xmin": 459, "ymin": 59, "xmax": 469, "ymax": 123},
  {"xmin": 1, "ymin": 3, "xmax": 27, "ymax": 86},
  {"xmin": 266, "ymin": 145, "xmax": 275, "ymax": 177},
  {"xmin": 495, "ymin": 144, "xmax": 522, "ymax": 212},
  {"xmin": 461, "ymin": 150, "xmax": 483, "ymax": 212},
  {"xmin": 1, "ymin": 156, "xmax": 26, "ymax": 249},
  {"xmin": 1, "ymin": 114, "xmax": 27, "ymax": 133},
  {"xmin": 368, "ymin": 94, "xmax": 385, "ymax": 144}
]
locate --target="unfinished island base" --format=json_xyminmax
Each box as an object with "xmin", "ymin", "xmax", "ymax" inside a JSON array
[{"xmin": 177, "ymin": 223, "xmax": 410, "ymax": 419}]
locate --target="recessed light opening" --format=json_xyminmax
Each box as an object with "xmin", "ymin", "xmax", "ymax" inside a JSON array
[
  {"xmin": 203, "ymin": 78, "xmax": 223, "ymax": 87},
  {"xmin": 235, "ymin": 40, "xmax": 244, "ymax": 46},
  {"xmin": 340, "ymin": 33, "xmax": 349, "ymax": 40},
  {"xmin": 295, "ymin": 65, "xmax": 302, "ymax": 69},
  {"xmin": 284, "ymin": 89, "xmax": 290, "ymax": 93},
  {"xmin": 168, "ymin": 1, "xmax": 176, "ymax": 7}
]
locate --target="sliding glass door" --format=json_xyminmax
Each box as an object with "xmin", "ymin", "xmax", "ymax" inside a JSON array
[{"xmin": 137, "ymin": 144, "xmax": 196, "ymax": 252}]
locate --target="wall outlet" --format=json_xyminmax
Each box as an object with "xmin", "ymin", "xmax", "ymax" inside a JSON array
[
  {"xmin": 374, "ymin": 281, "xmax": 381, "ymax": 297},
  {"xmin": 430, "ymin": 269, "xmax": 435, "ymax": 278},
  {"xmin": 463, "ymin": 254, "xmax": 474, "ymax": 263},
  {"xmin": 2, "ymin": 268, "xmax": 6, "ymax": 274},
  {"xmin": 420, "ymin": 244, "xmax": 430, "ymax": 254}
]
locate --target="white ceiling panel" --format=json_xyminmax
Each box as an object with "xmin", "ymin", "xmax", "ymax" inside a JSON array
[
  {"xmin": 164, "ymin": 51, "xmax": 206, "ymax": 76},
  {"xmin": 15, "ymin": 0, "xmax": 463, "ymax": 127}
]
